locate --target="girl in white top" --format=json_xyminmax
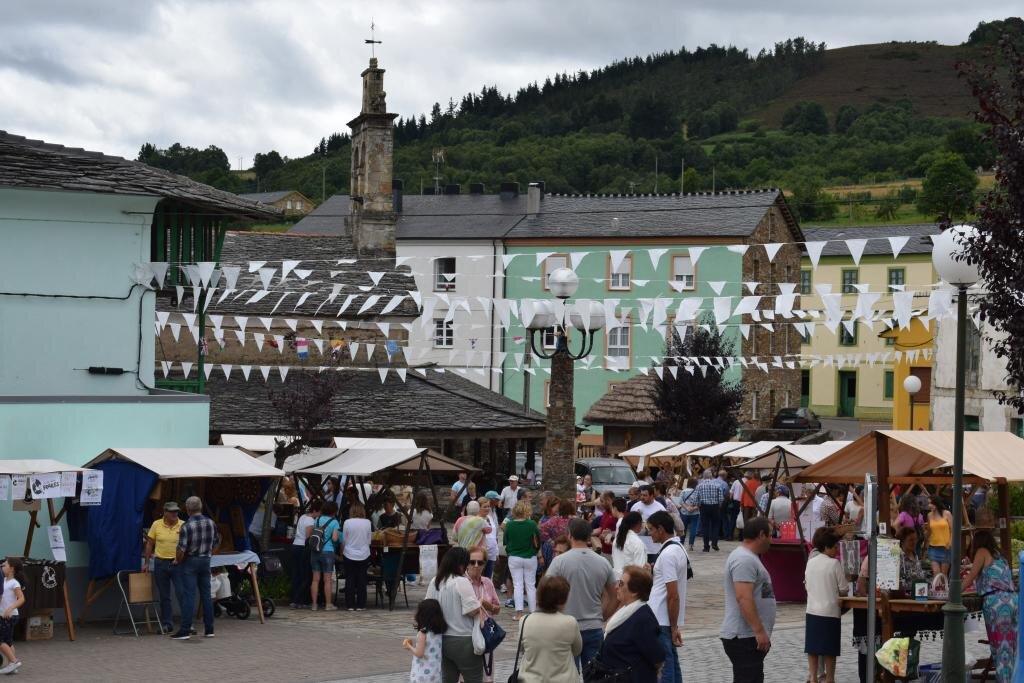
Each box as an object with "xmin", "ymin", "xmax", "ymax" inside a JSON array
[
  {"xmin": 410, "ymin": 491, "xmax": 434, "ymax": 530},
  {"xmin": 403, "ymin": 597, "xmax": 446, "ymax": 683},
  {"xmin": 803, "ymin": 527, "xmax": 848, "ymax": 683},
  {"xmin": 611, "ymin": 512, "xmax": 648, "ymax": 579},
  {"xmin": 0, "ymin": 557, "xmax": 26, "ymax": 675},
  {"xmin": 342, "ymin": 504, "xmax": 373, "ymax": 611}
]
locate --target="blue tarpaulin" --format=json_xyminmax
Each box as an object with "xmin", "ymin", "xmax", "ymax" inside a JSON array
[{"xmin": 82, "ymin": 460, "xmax": 158, "ymax": 580}]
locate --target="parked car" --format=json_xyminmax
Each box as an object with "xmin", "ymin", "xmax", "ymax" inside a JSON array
[
  {"xmin": 771, "ymin": 407, "xmax": 821, "ymax": 430},
  {"xmin": 575, "ymin": 457, "xmax": 638, "ymax": 498}
]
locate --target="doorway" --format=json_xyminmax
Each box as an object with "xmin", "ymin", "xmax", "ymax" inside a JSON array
[{"xmin": 838, "ymin": 371, "xmax": 857, "ymax": 417}]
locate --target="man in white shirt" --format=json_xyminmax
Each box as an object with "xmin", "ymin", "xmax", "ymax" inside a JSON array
[
  {"xmin": 450, "ymin": 473, "xmax": 469, "ymax": 510},
  {"xmin": 498, "ymin": 475, "xmax": 520, "ymax": 523},
  {"xmin": 629, "ymin": 485, "xmax": 666, "ymax": 521},
  {"xmin": 647, "ymin": 510, "xmax": 688, "ymax": 683}
]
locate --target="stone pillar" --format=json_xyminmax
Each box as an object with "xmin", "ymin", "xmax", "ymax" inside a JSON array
[{"xmin": 544, "ymin": 351, "xmax": 576, "ymax": 501}]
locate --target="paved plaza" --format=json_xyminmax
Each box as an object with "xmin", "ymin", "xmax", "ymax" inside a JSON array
[{"xmin": 10, "ymin": 541, "xmax": 990, "ymax": 682}]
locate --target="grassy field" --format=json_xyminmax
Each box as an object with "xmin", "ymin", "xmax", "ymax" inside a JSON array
[{"xmin": 824, "ymin": 173, "xmax": 995, "ymax": 199}]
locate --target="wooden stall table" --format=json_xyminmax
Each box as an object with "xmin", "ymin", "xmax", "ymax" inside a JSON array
[{"xmin": 761, "ymin": 539, "xmax": 811, "ymax": 602}]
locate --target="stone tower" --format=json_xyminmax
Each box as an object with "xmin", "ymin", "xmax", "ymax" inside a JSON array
[{"xmin": 348, "ymin": 57, "xmax": 398, "ymax": 254}]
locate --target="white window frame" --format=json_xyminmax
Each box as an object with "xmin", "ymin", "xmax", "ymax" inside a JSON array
[
  {"xmin": 543, "ymin": 255, "xmax": 568, "ymax": 290},
  {"xmin": 606, "ymin": 320, "xmax": 631, "ymax": 370},
  {"xmin": 433, "ymin": 318, "xmax": 454, "ymax": 348},
  {"xmin": 296, "ymin": 200, "xmax": 303, "ymax": 211},
  {"xmin": 672, "ymin": 254, "xmax": 695, "ymax": 290},
  {"xmin": 609, "ymin": 254, "xmax": 632, "ymax": 291},
  {"xmin": 286, "ymin": 199, "xmax": 293, "ymax": 209},
  {"xmin": 434, "ymin": 257, "xmax": 456, "ymax": 292},
  {"xmin": 542, "ymin": 327, "xmax": 558, "ymax": 350}
]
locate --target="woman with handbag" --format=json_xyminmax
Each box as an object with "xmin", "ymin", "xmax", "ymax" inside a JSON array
[
  {"xmin": 676, "ymin": 479, "xmax": 700, "ymax": 551},
  {"xmin": 517, "ymin": 576, "xmax": 582, "ymax": 683},
  {"xmin": 593, "ymin": 565, "xmax": 664, "ymax": 682},
  {"xmin": 466, "ymin": 548, "xmax": 502, "ymax": 683},
  {"xmin": 426, "ymin": 547, "xmax": 484, "ymax": 683}
]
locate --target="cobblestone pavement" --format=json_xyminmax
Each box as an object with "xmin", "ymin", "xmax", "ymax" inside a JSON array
[{"xmin": 9, "ymin": 539, "xmax": 992, "ymax": 682}]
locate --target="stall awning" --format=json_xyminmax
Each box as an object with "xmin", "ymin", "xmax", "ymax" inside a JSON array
[
  {"xmin": 619, "ymin": 441, "xmax": 680, "ymax": 458},
  {"xmin": 0, "ymin": 459, "xmax": 92, "ymax": 474},
  {"xmin": 620, "ymin": 441, "xmax": 714, "ymax": 470},
  {"xmin": 218, "ymin": 434, "xmax": 295, "ymax": 453},
  {"xmin": 298, "ymin": 448, "xmax": 479, "ymax": 477},
  {"xmin": 657, "ymin": 442, "xmax": 715, "ymax": 457},
  {"xmin": 331, "ymin": 437, "xmax": 419, "ymax": 450},
  {"xmin": 85, "ymin": 447, "xmax": 285, "ymax": 478},
  {"xmin": 720, "ymin": 441, "xmax": 793, "ymax": 461},
  {"xmin": 795, "ymin": 431, "xmax": 1024, "ymax": 483},
  {"xmin": 740, "ymin": 442, "xmax": 852, "ymax": 471},
  {"xmin": 254, "ymin": 448, "xmax": 342, "ymax": 473},
  {"xmin": 690, "ymin": 442, "xmax": 751, "ymax": 458}
]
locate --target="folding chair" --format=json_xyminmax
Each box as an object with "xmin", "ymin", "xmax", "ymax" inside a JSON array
[{"xmin": 112, "ymin": 570, "xmax": 164, "ymax": 637}]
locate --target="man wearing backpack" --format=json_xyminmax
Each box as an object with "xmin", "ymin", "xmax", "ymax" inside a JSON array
[
  {"xmin": 309, "ymin": 501, "xmax": 341, "ymax": 610},
  {"xmin": 647, "ymin": 510, "xmax": 689, "ymax": 683}
]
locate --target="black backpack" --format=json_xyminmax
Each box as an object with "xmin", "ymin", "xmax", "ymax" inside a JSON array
[
  {"xmin": 655, "ymin": 539, "xmax": 694, "ymax": 580},
  {"xmin": 307, "ymin": 517, "xmax": 329, "ymax": 552}
]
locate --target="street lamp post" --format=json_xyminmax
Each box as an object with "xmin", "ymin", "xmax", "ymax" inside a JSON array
[
  {"xmin": 932, "ymin": 225, "xmax": 981, "ymax": 681},
  {"xmin": 525, "ymin": 268, "xmax": 605, "ymax": 500},
  {"xmin": 903, "ymin": 374, "xmax": 922, "ymax": 430}
]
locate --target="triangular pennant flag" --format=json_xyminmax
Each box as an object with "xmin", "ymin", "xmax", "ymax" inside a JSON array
[
  {"xmin": 284, "ymin": 318, "xmax": 298, "ymax": 332},
  {"xmin": 181, "ymin": 361, "xmax": 193, "ymax": 378},
  {"xmin": 688, "ymin": 246, "xmax": 706, "ymax": 266},
  {"xmin": 313, "ymin": 339, "xmax": 324, "ymax": 355},
  {"xmin": 274, "ymin": 335, "xmax": 285, "ymax": 353},
  {"xmin": 647, "ymin": 248, "xmax": 668, "ymax": 271},
  {"xmin": 258, "ymin": 267, "xmax": 276, "ymax": 290},
  {"xmin": 381, "ymin": 295, "xmax": 406, "ymax": 315},
  {"xmin": 397, "ymin": 368, "xmax": 407, "ymax": 382},
  {"xmin": 197, "ymin": 262, "xmax": 216, "ymax": 287},
  {"xmin": 221, "ymin": 364, "xmax": 233, "ymax": 380},
  {"xmin": 280, "ymin": 260, "xmax": 300, "ymax": 282},
  {"xmin": 349, "ymin": 342, "xmax": 360, "ymax": 361},
  {"xmin": 156, "ymin": 311, "xmax": 170, "ymax": 330},
  {"xmin": 270, "ymin": 293, "xmax": 291, "ymax": 314},
  {"xmin": 501, "ymin": 253, "xmax": 520, "ymax": 270},
  {"xmin": 708, "ymin": 281, "xmax": 726, "ymax": 295},
  {"xmin": 149, "ymin": 262, "xmax": 169, "ymax": 287},
  {"xmin": 888, "ymin": 235, "xmax": 910, "ymax": 259},
  {"xmin": 191, "ymin": 286, "xmax": 201, "ymax": 312},
  {"xmin": 609, "ymin": 250, "xmax": 629, "ymax": 273},
  {"xmin": 220, "ymin": 265, "xmax": 241, "ymax": 290},
  {"xmin": 805, "ymin": 241, "xmax": 827, "ymax": 269},
  {"xmin": 338, "ymin": 294, "xmax": 357, "ymax": 316},
  {"xmin": 368, "ymin": 271, "xmax": 386, "ymax": 286},
  {"xmin": 208, "ymin": 313, "xmax": 223, "ymax": 331},
  {"xmin": 293, "ymin": 292, "xmax": 313, "ymax": 309},
  {"xmin": 365, "ymin": 344, "xmax": 376, "ymax": 361},
  {"xmin": 378, "ymin": 367, "xmax": 388, "ymax": 383},
  {"xmin": 535, "ymin": 251, "xmax": 555, "ymax": 266},
  {"xmin": 310, "ymin": 319, "xmax": 323, "ymax": 334},
  {"xmin": 846, "ymin": 238, "xmax": 868, "ymax": 265},
  {"xmin": 293, "ymin": 268, "xmax": 313, "ymax": 280},
  {"xmin": 763, "ymin": 243, "xmax": 783, "ymax": 262},
  {"xmin": 204, "ymin": 363, "xmax": 214, "ymax": 380},
  {"xmin": 169, "ymin": 323, "xmax": 181, "ymax": 342},
  {"xmin": 259, "ymin": 366, "xmax": 271, "ymax": 382},
  {"xmin": 247, "ymin": 290, "xmax": 270, "ymax": 304},
  {"xmin": 248, "ymin": 261, "xmax": 266, "ymax": 273},
  {"xmin": 234, "ymin": 316, "xmax": 249, "ymax": 334},
  {"xmin": 376, "ymin": 322, "xmax": 391, "ymax": 336},
  {"xmin": 570, "ymin": 251, "xmax": 590, "ymax": 270},
  {"xmin": 233, "ymin": 330, "xmax": 246, "ymax": 345},
  {"xmin": 160, "ymin": 361, "xmax": 171, "ymax": 378},
  {"xmin": 726, "ymin": 244, "xmax": 749, "ymax": 256},
  {"xmin": 357, "ymin": 294, "xmax": 382, "ymax": 315},
  {"xmin": 254, "ymin": 333, "xmax": 264, "ymax": 352},
  {"xmin": 278, "ymin": 366, "xmax": 289, "ymax": 382},
  {"xmin": 744, "ymin": 282, "xmax": 759, "ymax": 294},
  {"xmin": 174, "ymin": 285, "xmax": 185, "ymax": 307},
  {"xmin": 240, "ymin": 365, "xmax": 252, "ymax": 380}
]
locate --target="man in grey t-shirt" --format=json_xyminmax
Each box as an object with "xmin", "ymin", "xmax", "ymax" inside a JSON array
[
  {"xmin": 545, "ymin": 518, "xmax": 616, "ymax": 669},
  {"xmin": 721, "ymin": 517, "xmax": 776, "ymax": 683}
]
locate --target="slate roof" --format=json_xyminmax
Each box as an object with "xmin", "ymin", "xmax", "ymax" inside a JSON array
[
  {"xmin": 291, "ymin": 189, "xmax": 802, "ymax": 242},
  {"xmin": 0, "ymin": 130, "xmax": 279, "ymax": 219},
  {"xmin": 206, "ymin": 368, "xmax": 547, "ymax": 435},
  {"xmin": 582, "ymin": 373, "xmax": 661, "ymax": 426},
  {"xmin": 238, "ymin": 190, "xmax": 300, "ymax": 204},
  {"xmin": 801, "ymin": 224, "xmax": 939, "ymax": 257},
  {"xmin": 156, "ymin": 231, "xmax": 420, "ymax": 318}
]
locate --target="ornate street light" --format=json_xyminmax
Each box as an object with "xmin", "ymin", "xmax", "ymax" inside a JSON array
[
  {"xmin": 932, "ymin": 224, "xmax": 980, "ymax": 681},
  {"xmin": 525, "ymin": 267, "xmax": 606, "ymax": 499},
  {"xmin": 903, "ymin": 374, "xmax": 922, "ymax": 430}
]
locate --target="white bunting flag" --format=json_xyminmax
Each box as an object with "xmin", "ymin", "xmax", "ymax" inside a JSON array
[
  {"xmin": 293, "ymin": 268, "xmax": 313, "ymax": 280},
  {"xmin": 247, "ymin": 290, "xmax": 270, "ymax": 304},
  {"xmin": 233, "ymin": 330, "xmax": 246, "ymax": 345},
  {"xmin": 677, "ymin": 297, "xmax": 703, "ymax": 322},
  {"xmin": 378, "ymin": 368, "xmax": 388, "ymax": 383},
  {"xmin": 381, "ymin": 295, "xmax": 406, "ymax": 315},
  {"xmin": 169, "ymin": 323, "xmax": 181, "ymax": 342},
  {"xmin": 713, "ymin": 297, "xmax": 732, "ymax": 325},
  {"xmin": 609, "ymin": 250, "xmax": 629, "ymax": 273},
  {"xmin": 280, "ymin": 260, "xmax": 300, "ymax": 282},
  {"xmin": 220, "ymin": 265, "xmax": 241, "ymax": 290},
  {"xmin": 274, "ymin": 335, "xmax": 285, "ymax": 353},
  {"xmin": 278, "ymin": 366, "xmax": 289, "ymax": 382},
  {"xmin": 501, "ymin": 253, "xmax": 520, "ymax": 270},
  {"xmin": 893, "ymin": 291, "xmax": 914, "ymax": 329},
  {"xmin": 535, "ymin": 251, "xmax": 554, "ymax": 266},
  {"xmin": 161, "ymin": 361, "xmax": 171, "ymax": 378},
  {"xmin": 270, "ymin": 293, "xmax": 291, "ymax": 314},
  {"xmin": 708, "ymin": 281, "xmax": 726, "ymax": 295},
  {"xmin": 259, "ymin": 366, "xmax": 271, "ymax": 382},
  {"xmin": 727, "ymin": 244, "xmax": 750, "ymax": 256},
  {"xmin": 234, "ymin": 316, "xmax": 249, "ymax": 334},
  {"xmin": 338, "ymin": 294, "xmax": 357, "ymax": 316},
  {"xmin": 846, "ymin": 238, "xmax": 868, "ymax": 265},
  {"xmin": 248, "ymin": 261, "xmax": 266, "ymax": 273},
  {"xmin": 204, "ymin": 363, "xmax": 214, "ymax": 380},
  {"xmin": 805, "ymin": 241, "xmax": 827, "ymax": 269},
  {"xmin": 570, "ymin": 252, "xmax": 590, "ymax": 269},
  {"xmin": 763, "ymin": 243, "xmax": 783, "ymax": 262},
  {"xmin": 733, "ymin": 296, "xmax": 761, "ymax": 317},
  {"xmin": 197, "ymin": 262, "xmax": 216, "ymax": 288},
  {"xmin": 258, "ymin": 267, "xmax": 276, "ymax": 290},
  {"xmin": 397, "ymin": 368, "xmax": 407, "ymax": 382},
  {"xmin": 294, "ymin": 292, "xmax": 313, "ymax": 309},
  {"xmin": 357, "ymin": 295, "xmax": 382, "ymax": 315},
  {"xmin": 744, "ymin": 282, "xmax": 759, "ymax": 294},
  {"xmin": 365, "ymin": 344, "xmax": 376, "ymax": 361},
  {"xmin": 688, "ymin": 246, "xmax": 706, "ymax": 266},
  {"xmin": 888, "ymin": 235, "xmax": 910, "ymax": 259},
  {"xmin": 240, "ymin": 365, "xmax": 252, "ymax": 380},
  {"xmin": 181, "ymin": 361, "xmax": 193, "ymax": 378},
  {"xmin": 376, "ymin": 322, "xmax": 390, "ymax": 337},
  {"xmin": 647, "ymin": 248, "xmax": 668, "ymax": 270},
  {"xmin": 349, "ymin": 342, "xmax": 360, "ymax": 361},
  {"xmin": 221, "ymin": 364, "xmax": 232, "ymax": 380},
  {"xmin": 313, "ymin": 339, "xmax": 324, "ymax": 355},
  {"xmin": 156, "ymin": 311, "xmax": 170, "ymax": 331},
  {"xmin": 284, "ymin": 318, "xmax": 298, "ymax": 332},
  {"xmin": 368, "ymin": 271, "xmax": 386, "ymax": 286},
  {"xmin": 149, "ymin": 261, "xmax": 169, "ymax": 287}
]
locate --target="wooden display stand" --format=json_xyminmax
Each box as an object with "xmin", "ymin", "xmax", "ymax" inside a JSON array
[{"xmin": 21, "ymin": 498, "xmax": 76, "ymax": 642}]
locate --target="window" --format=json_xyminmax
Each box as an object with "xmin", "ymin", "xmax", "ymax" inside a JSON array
[
  {"xmin": 286, "ymin": 200, "xmax": 293, "ymax": 210},
  {"xmin": 841, "ymin": 269, "xmax": 859, "ymax": 294},
  {"xmin": 672, "ymin": 255, "xmax": 695, "ymax": 290},
  {"xmin": 1011, "ymin": 418, "xmax": 1023, "ymax": 438},
  {"xmin": 609, "ymin": 255, "xmax": 632, "ymax": 290},
  {"xmin": 886, "ymin": 334, "xmax": 897, "ymax": 347},
  {"xmin": 800, "ymin": 370, "xmax": 810, "ymax": 407},
  {"xmin": 542, "ymin": 327, "xmax": 558, "ymax": 350},
  {"xmin": 296, "ymin": 200, "xmax": 303, "ymax": 211},
  {"xmin": 434, "ymin": 257, "xmax": 456, "ymax": 291},
  {"xmin": 751, "ymin": 392, "xmax": 759, "ymax": 420},
  {"xmin": 783, "ymin": 390, "xmax": 791, "ymax": 409},
  {"xmin": 606, "ymin": 323, "xmax": 631, "ymax": 370},
  {"xmin": 966, "ymin": 325, "xmax": 982, "ymax": 388},
  {"xmin": 888, "ymin": 268, "xmax": 905, "ymax": 289},
  {"xmin": 799, "ymin": 270, "xmax": 812, "ymax": 295},
  {"xmin": 883, "ymin": 371, "xmax": 894, "ymax": 400},
  {"xmin": 543, "ymin": 254, "xmax": 568, "ymax": 290},
  {"xmin": 433, "ymin": 319, "xmax": 453, "ymax": 348},
  {"xmin": 839, "ymin": 323, "xmax": 858, "ymax": 346},
  {"xmin": 965, "ymin": 415, "xmax": 980, "ymax": 432}
]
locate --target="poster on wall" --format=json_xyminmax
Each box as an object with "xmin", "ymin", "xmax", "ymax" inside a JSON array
[
  {"xmin": 48, "ymin": 525, "xmax": 66, "ymax": 562},
  {"xmin": 11, "ymin": 475, "xmax": 27, "ymax": 500},
  {"xmin": 80, "ymin": 470, "xmax": 104, "ymax": 506},
  {"xmin": 59, "ymin": 472, "xmax": 77, "ymax": 498},
  {"xmin": 875, "ymin": 537, "xmax": 901, "ymax": 591},
  {"xmin": 27, "ymin": 473, "xmax": 64, "ymax": 499}
]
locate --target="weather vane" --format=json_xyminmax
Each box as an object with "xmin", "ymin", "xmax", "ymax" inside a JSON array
[{"xmin": 365, "ymin": 20, "xmax": 381, "ymax": 58}]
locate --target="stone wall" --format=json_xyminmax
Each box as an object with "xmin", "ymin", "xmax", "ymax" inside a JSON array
[{"xmin": 739, "ymin": 204, "xmax": 803, "ymax": 427}]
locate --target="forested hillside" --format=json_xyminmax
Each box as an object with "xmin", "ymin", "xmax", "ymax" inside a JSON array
[{"xmin": 137, "ymin": 18, "xmax": 1021, "ymax": 223}]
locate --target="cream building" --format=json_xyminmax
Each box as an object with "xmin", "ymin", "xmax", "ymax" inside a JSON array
[{"xmin": 800, "ymin": 225, "xmax": 937, "ymax": 420}]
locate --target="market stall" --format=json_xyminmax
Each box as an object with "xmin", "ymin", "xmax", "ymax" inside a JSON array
[
  {"xmin": 297, "ymin": 444, "xmax": 479, "ymax": 610},
  {"xmin": 0, "ymin": 459, "xmax": 98, "ymax": 641},
  {"xmin": 76, "ymin": 447, "xmax": 284, "ymax": 624},
  {"xmin": 619, "ymin": 441, "xmax": 713, "ymax": 474}
]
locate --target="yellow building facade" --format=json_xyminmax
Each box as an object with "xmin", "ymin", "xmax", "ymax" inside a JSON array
[
  {"xmin": 883, "ymin": 318, "xmax": 934, "ymax": 429},
  {"xmin": 799, "ymin": 226, "xmax": 937, "ymax": 422}
]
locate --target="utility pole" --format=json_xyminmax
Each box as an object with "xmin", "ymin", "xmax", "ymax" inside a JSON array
[{"xmin": 680, "ymin": 158, "xmax": 685, "ymax": 194}]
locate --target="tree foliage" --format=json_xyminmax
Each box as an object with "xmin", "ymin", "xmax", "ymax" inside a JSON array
[
  {"xmin": 916, "ymin": 152, "xmax": 979, "ymax": 219},
  {"xmin": 958, "ymin": 35, "xmax": 1024, "ymax": 410},
  {"xmin": 653, "ymin": 322, "xmax": 743, "ymax": 442},
  {"xmin": 781, "ymin": 101, "xmax": 829, "ymax": 135}
]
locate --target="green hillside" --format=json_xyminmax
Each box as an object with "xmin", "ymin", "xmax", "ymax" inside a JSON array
[{"xmin": 137, "ymin": 18, "xmax": 1021, "ymax": 224}]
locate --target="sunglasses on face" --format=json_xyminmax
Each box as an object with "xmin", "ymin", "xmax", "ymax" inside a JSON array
[{"xmin": 468, "ymin": 560, "xmax": 486, "ymax": 566}]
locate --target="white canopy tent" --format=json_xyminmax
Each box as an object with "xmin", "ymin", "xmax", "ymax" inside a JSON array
[
  {"xmin": 721, "ymin": 441, "xmax": 794, "ymax": 462},
  {"xmin": 331, "ymin": 437, "xmax": 419, "ymax": 450},
  {"xmin": 0, "ymin": 459, "xmax": 92, "ymax": 474},
  {"xmin": 254, "ymin": 447, "xmax": 342, "ymax": 473},
  {"xmin": 690, "ymin": 442, "xmax": 752, "ymax": 458},
  {"xmin": 619, "ymin": 441, "xmax": 714, "ymax": 471},
  {"xmin": 741, "ymin": 441, "xmax": 853, "ymax": 471},
  {"xmin": 217, "ymin": 434, "xmax": 295, "ymax": 454},
  {"xmin": 298, "ymin": 447, "xmax": 479, "ymax": 477},
  {"xmin": 85, "ymin": 447, "xmax": 285, "ymax": 478}
]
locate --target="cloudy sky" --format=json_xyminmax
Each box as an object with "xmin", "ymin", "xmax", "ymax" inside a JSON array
[{"xmin": 1, "ymin": 1, "xmax": 1015, "ymax": 165}]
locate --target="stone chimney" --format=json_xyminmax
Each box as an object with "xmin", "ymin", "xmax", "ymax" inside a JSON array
[
  {"xmin": 347, "ymin": 57, "xmax": 398, "ymax": 254},
  {"xmin": 527, "ymin": 182, "xmax": 542, "ymax": 217}
]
